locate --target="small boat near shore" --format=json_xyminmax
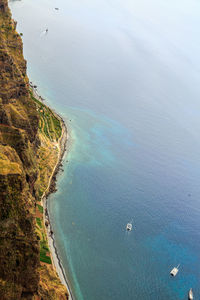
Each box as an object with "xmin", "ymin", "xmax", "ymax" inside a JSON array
[
  {"xmin": 188, "ymin": 288, "xmax": 193, "ymax": 300},
  {"xmin": 126, "ymin": 222, "xmax": 132, "ymax": 231},
  {"xmin": 170, "ymin": 264, "xmax": 180, "ymax": 277}
]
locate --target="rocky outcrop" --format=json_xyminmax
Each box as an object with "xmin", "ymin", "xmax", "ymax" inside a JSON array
[
  {"xmin": 0, "ymin": 0, "xmax": 8, "ymax": 13},
  {"xmin": 0, "ymin": 1, "xmax": 68, "ymax": 299}
]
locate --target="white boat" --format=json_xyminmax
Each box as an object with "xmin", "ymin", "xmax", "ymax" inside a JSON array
[
  {"xmin": 126, "ymin": 223, "xmax": 132, "ymax": 231},
  {"xmin": 170, "ymin": 264, "xmax": 180, "ymax": 277},
  {"xmin": 188, "ymin": 288, "xmax": 193, "ymax": 300}
]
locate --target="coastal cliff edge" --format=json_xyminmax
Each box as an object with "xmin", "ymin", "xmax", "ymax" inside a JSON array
[{"xmin": 0, "ymin": 1, "xmax": 69, "ymax": 298}]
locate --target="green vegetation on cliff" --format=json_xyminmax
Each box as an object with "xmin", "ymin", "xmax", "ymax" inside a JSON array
[{"xmin": 30, "ymin": 91, "xmax": 62, "ymax": 141}]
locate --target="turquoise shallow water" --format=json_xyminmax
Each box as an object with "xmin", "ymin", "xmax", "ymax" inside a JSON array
[{"xmin": 9, "ymin": 0, "xmax": 200, "ymax": 299}]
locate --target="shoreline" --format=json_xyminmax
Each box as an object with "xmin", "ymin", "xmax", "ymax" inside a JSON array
[{"xmin": 32, "ymin": 85, "xmax": 74, "ymax": 300}]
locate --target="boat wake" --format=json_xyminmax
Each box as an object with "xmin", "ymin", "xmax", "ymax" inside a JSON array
[{"xmin": 40, "ymin": 29, "xmax": 48, "ymax": 37}]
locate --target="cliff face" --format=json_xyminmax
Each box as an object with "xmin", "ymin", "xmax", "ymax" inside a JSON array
[{"xmin": 0, "ymin": 1, "xmax": 68, "ymax": 299}]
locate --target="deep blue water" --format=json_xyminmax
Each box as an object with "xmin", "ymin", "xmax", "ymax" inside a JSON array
[{"xmin": 10, "ymin": 0, "xmax": 200, "ymax": 299}]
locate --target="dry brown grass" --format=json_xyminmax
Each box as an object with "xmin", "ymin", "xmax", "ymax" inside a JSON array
[
  {"xmin": 36, "ymin": 132, "xmax": 58, "ymax": 197},
  {"xmin": 0, "ymin": 145, "xmax": 22, "ymax": 175}
]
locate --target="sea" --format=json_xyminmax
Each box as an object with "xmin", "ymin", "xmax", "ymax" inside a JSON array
[{"xmin": 9, "ymin": 0, "xmax": 200, "ymax": 299}]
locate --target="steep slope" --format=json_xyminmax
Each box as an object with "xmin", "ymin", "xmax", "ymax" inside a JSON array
[{"xmin": 0, "ymin": 1, "xmax": 68, "ymax": 299}]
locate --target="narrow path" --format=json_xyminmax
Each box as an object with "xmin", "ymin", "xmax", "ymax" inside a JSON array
[{"xmin": 40, "ymin": 117, "xmax": 73, "ymax": 300}]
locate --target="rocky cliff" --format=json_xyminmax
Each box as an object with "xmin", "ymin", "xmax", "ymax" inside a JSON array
[{"xmin": 0, "ymin": 1, "xmax": 68, "ymax": 299}]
